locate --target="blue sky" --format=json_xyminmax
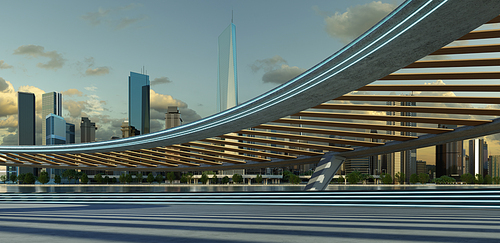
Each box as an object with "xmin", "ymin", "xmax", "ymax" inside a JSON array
[{"xmin": 3, "ymin": 0, "xmax": 499, "ymax": 164}]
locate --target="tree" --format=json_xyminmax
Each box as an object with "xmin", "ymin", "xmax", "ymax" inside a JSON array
[
  {"xmin": 24, "ymin": 173, "xmax": 36, "ymax": 184},
  {"xmin": 211, "ymin": 174, "xmax": 218, "ymax": 184},
  {"xmin": 434, "ymin": 175, "xmax": 456, "ymax": 184},
  {"xmin": 156, "ymin": 174, "xmax": 164, "ymax": 184},
  {"xmin": 17, "ymin": 173, "xmax": 25, "ymax": 184},
  {"xmin": 54, "ymin": 175, "xmax": 61, "ymax": 184},
  {"xmin": 95, "ymin": 173, "xmax": 103, "ymax": 184},
  {"xmin": 38, "ymin": 171, "xmax": 50, "ymax": 184},
  {"xmin": 81, "ymin": 173, "xmax": 89, "ymax": 184},
  {"xmin": 484, "ymin": 175, "xmax": 493, "ymax": 184},
  {"xmin": 10, "ymin": 173, "xmax": 17, "ymax": 183},
  {"xmin": 126, "ymin": 174, "xmax": 133, "ymax": 184},
  {"xmin": 166, "ymin": 172, "xmax": 175, "ymax": 184},
  {"xmin": 461, "ymin": 173, "xmax": 475, "ymax": 184},
  {"xmin": 337, "ymin": 175, "xmax": 345, "ymax": 183},
  {"xmin": 283, "ymin": 170, "xmax": 293, "ymax": 182},
  {"xmin": 232, "ymin": 174, "xmax": 243, "ymax": 184},
  {"xmin": 221, "ymin": 176, "xmax": 230, "ymax": 184},
  {"xmin": 493, "ymin": 176, "xmax": 500, "ymax": 184},
  {"xmin": 418, "ymin": 173, "xmax": 429, "ymax": 184},
  {"xmin": 136, "ymin": 173, "xmax": 143, "ymax": 183},
  {"xmin": 409, "ymin": 174, "xmax": 419, "ymax": 184},
  {"xmin": 289, "ymin": 174, "xmax": 301, "ymax": 184},
  {"xmin": 147, "ymin": 173, "xmax": 155, "ymax": 184},
  {"xmin": 380, "ymin": 173, "xmax": 393, "ymax": 184},
  {"xmin": 475, "ymin": 174, "xmax": 484, "ymax": 184},
  {"xmin": 255, "ymin": 174, "xmax": 263, "ymax": 184},
  {"xmin": 119, "ymin": 174, "xmax": 126, "ymax": 184},
  {"xmin": 62, "ymin": 169, "xmax": 77, "ymax": 183},
  {"xmin": 347, "ymin": 171, "xmax": 361, "ymax": 184},
  {"xmin": 200, "ymin": 173, "xmax": 209, "ymax": 184},
  {"xmin": 0, "ymin": 175, "xmax": 7, "ymax": 184},
  {"xmin": 395, "ymin": 172, "xmax": 406, "ymax": 184}
]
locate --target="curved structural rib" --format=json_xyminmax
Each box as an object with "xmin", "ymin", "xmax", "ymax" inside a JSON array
[{"xmin": 3, "ymin": 0, "xmax": 500, "ymax": 154}]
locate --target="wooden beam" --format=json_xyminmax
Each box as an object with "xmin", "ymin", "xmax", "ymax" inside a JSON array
[
  {"xmin": 294, "ymin": 111, "xmax": 491, "ymax": 126},
  {"xmin": 185, "ymin": 141, "xmax": 297, "ymax": 160},
  {"xmin": 59, "ymin": 154, "xmax": 117, "ymax": 167},
  {"xmin": 429, "ymin": 44, "xmax": 500, "ymax": 55},
  {"xmin": 404, "ymin": 58, "xmax": 500, "ymax": 68},
  {"xmin": 34, "ymin": 154, "xmax": 80, "ymax": 166},
  {"xmin": 97, "ymin": 152, "xmax": 158, "ymax": 167},
  {"xmin": 273, "ymin": 118, "xmax": 453, "ymax": 134},
  {"xmin": 144, "ymin": 148, "xmax": 223, "ymax": 166},
  {"xmin": 170, "ymin": 145, "xmax": 270, "ymax": 162},
  {"xmin": 313, "ymin": 103, "xmax": 500, "ymax": 116},
  {"xmin": 0, "ymin": 154, "xmax": 24, "ymax": 164},
  {"xmin": 154, "ymin": 147, "xmax": 246, "ymax": 164},
  {"xmin": 381, "ymin": 72, "xmax": 500, "ymax": 80},
  {"xmin": 487, "ymin": 15, "xmax": 500, "ymax": 24},
  {"xmin": 458, "ymin": 29, "xmax": 500, "ymax": 40},
  {"xmin": 357, "ymin": 85, "xmax": 500, "ymax": 92},
  {"xmin": 254, "ymin": 124, "xmax": 416, "ymax": 141},
  {"xmin": 135, "ymin": 149, "xmax": 201, "ymax": 166},
  {"xmin": 79, "ymin": 153, "xmax": 136, "ymax": 167},
  {"xmin": 238, "ymin": 129, "xmax": 387, "ymax": 146},
  {"xmin": 6, "ymin": 153, "xmax": 43, "ymax": 165},
  {"xmin": 109, "ymin": 151, "xmax": 178, "ymax": 167},
  {"xmin": 336, "ymin": 95, "xmax": 500, "ymax": 104}
]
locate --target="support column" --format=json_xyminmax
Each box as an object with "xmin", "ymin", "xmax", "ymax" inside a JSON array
[{"xmin": 304, "ymin": 153, "xmax": 345, "ymax": 191}]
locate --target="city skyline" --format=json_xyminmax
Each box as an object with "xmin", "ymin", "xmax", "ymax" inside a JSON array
[{"xmin": 1, "ymin": 0, "xmax": 500, "ymax": 165}]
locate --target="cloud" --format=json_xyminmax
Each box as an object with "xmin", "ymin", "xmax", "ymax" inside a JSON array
[
  {"xmin": 81, "ymin": 4, "xmax": 147, "ymax": 30},
  {"xmin": 251, "ymin": 55, "xmax": 306, "ymax": 84},
  {"xmin": 150, "ymin": 89, "xmax": 202, "ymax": 125},
  {"xmin": 0, "ymin": 80, "xmax": 18, "ymax": 117},
  {"xmin": 0, "ymin": 77, "xmax": 9, "ymax": 92},
  {"xmin": 13, "ymin": 45, "xmax": 65, "ymax": 70},
  {"xmin": 0, "ymin": 115, "xmax": 18, "ymax": 128},
  {"xmin": 85, "ymin": 67, "xmax": 110, "ymax": 76},
  {"xmin": 315, "ymin": 1, "xmax": 397, "ymax": 44},
  {"xmin": 64, "ymin": 94, "xmax": 105, "ymax": 118},
  {"xmin": 1, "ymin": 132, "xmax": 18, "ymax": 145},
  {"xmin": 116, "ymin": 16, "xmax": 148, "ymax": 30},
  {"xmin": 151, "ymin": 76, "xmax": 172, "ymax": 86},
  {"xmin": 64, "ymin": 100, "xmax": 86, "ymax": 118},
  {"xmin": 85, "ymin": 85, "xmax": 97, "ymax": 92},
  {"xmin": 0, "ymin": 60, "xmax": 13, "ymax": 69},
  {"xmin": 61, "ymin": 88, "xmax": 83, "ymax": 97}
]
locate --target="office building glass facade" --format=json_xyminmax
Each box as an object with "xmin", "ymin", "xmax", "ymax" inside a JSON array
[
  {"xmin": 46, "ymin": 114, "xmax": 66, "ymax": 145},
  {"xmin": 217, "ymin": 22, "xmax": 238, "ymax": 112},
  {"xmin": 128, "ymin": 72, "xmax": 150, "ymax": 135},
  {"xmin": 42, "ymin": 92, "xmax": 62, "ymax": 145}
]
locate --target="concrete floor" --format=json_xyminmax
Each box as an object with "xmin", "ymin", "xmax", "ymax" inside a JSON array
[{"xmin": 0, "ymin": 204, "xmax": 498, "ymax": 243}]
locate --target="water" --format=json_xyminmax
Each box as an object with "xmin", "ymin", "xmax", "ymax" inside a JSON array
[{"xmin": 0, "ymin": 184, "xmax": 498, "ymax": 193}]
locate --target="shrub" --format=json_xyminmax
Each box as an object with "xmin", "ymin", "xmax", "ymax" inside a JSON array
[
  {"xmin": 337, "ymin": 175, "xmax": 345, "ymax": 183},
  {"xmin": 156, "ymin": 174, "xmax": 164, "ymax": 184},
  {"xmin": 289, "ymin": 174, "xmax": 301, "ymax": 184},
  {"xmin": 461, "ymin": 173, "xmax": 474, "ymax": 184},
  {"xmin": 136, "ymin": 173, "xmax": 143, "ymax": 183},
  {"xmin": 484, "ymin": 175, "xmax": 492, "ymax": 184},
  {"xmin": 409, "ymin": 174, "xmax": 418, "ymax": 184},
  {"xmin": 418, "ymin": 173, "xmax": 429, "ymax": 184},
  {"xmin": 395, "ymin": 172, "xmax": 406, "ymax": 184},
  {"xmin": 434, "ymin": 175, "xmax": 456, "ymax": 184},
  {"xmin": 24, "ymin": 173, "xmax": 36, "ymax": 184},
  {"xmin": 200, "ymin": 173, "xmax": 209, "ymax": 184},
  {"xmin": 232, "ymin": 174, "xmax": 243, "ymax": 184},
  {"xmin": 166, "ymin": 172, "xmax": 175, "ymax": 184},
  {"xmin": 255, "ymin": 174, "xmax": 263, "ymax": 184},
  {"xmin": 17, "ymin": 173, "xmax": 25, "ymax": 184},
  {"xmin": 0, "ymin": 175, "xmax": 7, "ymax": 183},
  {"xmin": 221, "ymin": 176, "xmax": 230, "ymax": 184},
  {"xmin": 54, "ymin": 175, "xmax": 61, "ymax": 184},
  {"xmin": 147, "ymin": 173, "xmax": 155, "ymax": 184},
  {"xmin": 347, "ymin": 171, "xmax": 361, "ymax": 184},
  {"xmin": 81, "ymin": 173, "xmax": 89, "ymax": 184},
  {"xmin": 10, "ymin": 174, "xmax": 17, "ymax": 183},
  {"xmin": 38, "ymin": 171, "xmax": 50, "ymax": 184},
  {"xmin": 380, "ymin": 173, "xmax": 393, "ymax": 184},
  {"xmin": 104, "ymin": 176, "xmax": 110, "ymax": 184},
  {"xmin": 493, "ymin": 176, "xmax": 500, "ymax": 184},
  {"xmin": 475, "ymin": 174, "xmax": 484, "ymax": 184},
  {"xmin": 126, "ymin": 174, "xmax": 133, "ymax": 184},
  {"xmin": 211, "ymin": 174, "xmax": 218, "ymax": 184},
  {"xmin": 95, "ymin": 173, "xmax": 103, "ymax": 184}
]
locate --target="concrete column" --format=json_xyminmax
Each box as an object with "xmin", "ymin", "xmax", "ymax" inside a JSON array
[{"xmin": 304, "ymin": 153, "xmax": 345, "ymax": 191}]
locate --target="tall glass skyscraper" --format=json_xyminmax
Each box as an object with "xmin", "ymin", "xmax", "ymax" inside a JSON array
[
  {"xmin": 42, "ymin": 92, "xmax": 62, "ymax": 145},
  {"xmin": 46, "ymin": 114, "xmax": 66, "ymax": 145},
  {"xmin": 217, "ymin": 20, "xmax": 238, "ymax": 112},
  {"xmin": 18, "ymin": 92, "xmax": 35, "ymax": 145},
  {"xmin": 128, "ymin": 72, "xmax": 150, "ymax": 135}
]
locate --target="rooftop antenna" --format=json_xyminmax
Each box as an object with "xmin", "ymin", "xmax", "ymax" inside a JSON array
[{"xmin": 231, "ymin": 9, "xmax": 233, "ymax": 23}]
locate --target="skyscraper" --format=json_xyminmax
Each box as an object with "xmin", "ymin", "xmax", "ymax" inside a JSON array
[
  {"xmin": 18, "ymin": 92, "xmax": 35, "ymax": 145},
  {"xmin": 80, "ymin": 117, "xmax": 97, "ymax": 143},
  {"xmin": 217, "ymin": 19, "xmax": 238, "ymax": 112},
  {"xmin": 469, "ymin": 139, "xmax": 488, "ymax": 175},
  {"xmin": 42, "ymin": 92, "xmax": 62, "ymax": 145},
  {"xmin": 66, "ymin": 123, "xmax": 75, "ymax": 144},
  {"xmin": 165, "ymin": 106, "xmax": 182, "ymax": 129},
  {"xmin": 436, "ymin": 125, "xmax": 463, "ymax": 177},
  {"xmin": 128, "ymin": 72, "xmax": 150, "ymax": 134},
  {"xmin": 46, "ymin": 114, "xmax": 66, "ymax": 145}
]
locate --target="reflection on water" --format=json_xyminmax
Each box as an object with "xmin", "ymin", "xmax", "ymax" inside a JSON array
[{"xmin": 0, "ymin": 184, "xmax": 498, "ymax": 193}]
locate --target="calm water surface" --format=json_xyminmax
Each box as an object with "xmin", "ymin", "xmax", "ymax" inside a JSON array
[{"xmin": 0, "ymin": 184, "xmax": 498, "ymax": 193}]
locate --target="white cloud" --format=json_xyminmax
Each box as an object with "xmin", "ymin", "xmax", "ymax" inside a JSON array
[
  {"xmin": 315, "ymin": 1, "xmax": 397, "ymax": 44},
  {"xmin": 13, "ymin": 45, "xmax": 65, "ymax": 70},
  {"xmin": 151, "ymin": 76, "xmax": 173, "ymax": 86},
  {"xmin": 84, "ymin": 85, "xmax": 97, "ymax": 92},
  {"xmin": 85, "ymin": 67, "xmax": 110, "ymax": 76},
  {"xmin": 81, "ymin": 4, "xmax": 147, "ymax": 30}
]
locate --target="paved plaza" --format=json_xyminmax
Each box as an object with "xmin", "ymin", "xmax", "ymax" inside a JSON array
[{"xmin": 0, "ymin": 203, "xmax": 498, "ymax": 243}]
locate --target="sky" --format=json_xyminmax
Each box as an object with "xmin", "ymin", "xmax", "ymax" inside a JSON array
[{"xmin": 0, "ymin": 0, "xmax": 498, "ymax": 165}]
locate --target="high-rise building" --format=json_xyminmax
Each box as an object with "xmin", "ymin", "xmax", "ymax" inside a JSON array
[
  {"xmin": 42, "ymin": 92, "xmax": 62, "ymax": 145},
  {"xmin": 165, "ymin": 106, "xmax": 182, "ymax": 129},
  {"xmin": 121, "ymin": 120, "xmax": 140, "ymax": 138},
  {"xmin": 18, "ymin": 92, "xmax": 36, "ymax": 145},
  {"xmin": 416, "ymin": 160, "xmax": 427, "ymax": 175},
  {"xmin": 46, "ymin": 114, "xmax": 66, "ymax": 145},
  {"xmin": 66, "ymin": 123, "xmax": 75, "ymax": 144},
  {"xmin": 80, "ymin": 117, "xmax": 97, "ymax": 143},
  {"xmin": 16, "ymin": 92, "xmax": 36, "ymax": 176},
  {"xmin": 436, "ymin": 125, "xmax": 463, "ymax": 177},
  {"xmin": 385, "ymin": 100, "xmax": 417, "ymax": 180},
  {"xmin": 128, "ymin": 72, "xmax": 150, "ymax": 134},
  {"xmin": 469, "ymin": 139, "xmax": 488, "ymax": 175},
  {"xmin": 217, "ymin": 19, "xmax": 238, "ymax": 112},
  {"xmin": 489, "ymin": 155, "xmax": 500, "ymax": 178}
]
